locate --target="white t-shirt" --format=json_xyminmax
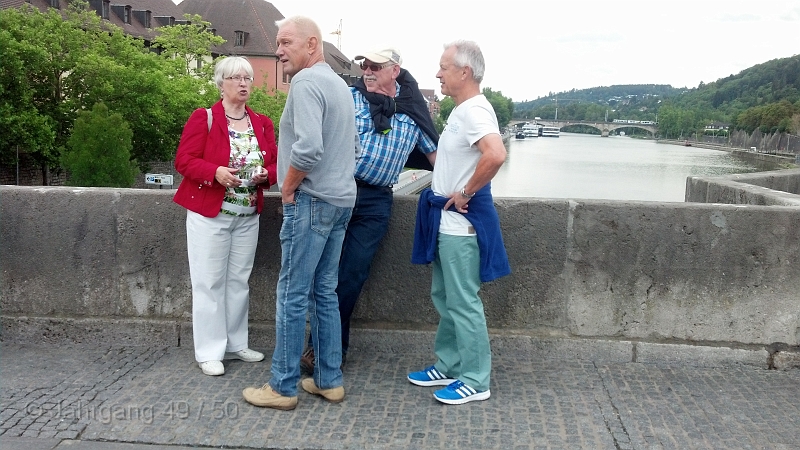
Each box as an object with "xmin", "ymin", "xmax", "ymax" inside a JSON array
[{"xmin": 431, "ymin": 94, "xmax": 500, "ymax": 235}]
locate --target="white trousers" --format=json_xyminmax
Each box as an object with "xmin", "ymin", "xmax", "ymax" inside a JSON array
[{"xmin": 186, "ymin": 211, "xmax": 259, "ymax": 362}]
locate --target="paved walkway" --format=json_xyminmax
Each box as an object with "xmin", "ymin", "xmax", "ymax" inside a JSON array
[{"xmin": 1, "ymin": 342, "xmax": 798, "ymax": 449}]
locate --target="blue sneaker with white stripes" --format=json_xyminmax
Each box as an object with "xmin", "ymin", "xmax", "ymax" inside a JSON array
[
  {"xmin": 407, "ymin": 365, "xmax": 455, "ymax": 387},
  {"xmin": 433, "ymin": 380, "xmax": 491, "ymax": 405}
]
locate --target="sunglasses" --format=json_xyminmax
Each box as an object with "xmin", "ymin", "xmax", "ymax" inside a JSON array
[{"xmin": 359, "ymin": 61, "xmax": 395, "ymax": 72}]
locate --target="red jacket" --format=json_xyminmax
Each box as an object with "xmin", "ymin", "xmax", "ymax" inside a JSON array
[{"xmin": 173, "ymin": 101, "xmax": 278, "ymax": 217}]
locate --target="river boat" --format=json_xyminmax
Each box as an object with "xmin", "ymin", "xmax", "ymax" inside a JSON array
[
  {"xmin": 522, "ymin": 123, "xmax": 540, "ymax": 138},
  {"xmin": 515, "ymin": 131, "xmax": 525, "ymax": 139},
  {"xmin": 541, "ymin": 125, "xmax": 560, "ymax": 137}
]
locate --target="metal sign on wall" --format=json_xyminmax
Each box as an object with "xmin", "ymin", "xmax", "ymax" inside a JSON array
[{"xmin": 144, "ymin": 174, "xmax": 173, "ymax": 186}]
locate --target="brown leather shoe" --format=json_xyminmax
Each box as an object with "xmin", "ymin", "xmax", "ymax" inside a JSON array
[
  {"xmin": 301, "ymin": 377, "xmax": 345, "ymax": 403},
  {"xmin": 300, "ymin": 347, "xmax": 315, "ymax": 375},
  {"xmin": 242, "ymin": 384, "xmax": 298, "ymax": 410}
]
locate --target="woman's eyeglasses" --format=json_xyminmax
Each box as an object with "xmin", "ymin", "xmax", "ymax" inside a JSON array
[
  {"xmin": 225, "ymin": 75, "xmax": 254, "ymax": 83},
  {"xmin": 359, "ymin": 61, "xmax": 394, "ymax": 72}
]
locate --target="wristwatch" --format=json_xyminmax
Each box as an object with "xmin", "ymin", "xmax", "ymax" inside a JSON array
[{"xmin": 459, "ymin": 187, "xmax": 475, "ymax": 199}]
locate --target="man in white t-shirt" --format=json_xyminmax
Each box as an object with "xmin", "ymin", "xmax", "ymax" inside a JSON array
[{"xmin": 407, "ymin": 40, "xmax": 510, "ymax": 405}]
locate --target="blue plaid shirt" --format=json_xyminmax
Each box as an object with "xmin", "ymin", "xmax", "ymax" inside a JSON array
[{"xmin": 351, "ymin": 84, "xmax": 437, "ymax": 187}]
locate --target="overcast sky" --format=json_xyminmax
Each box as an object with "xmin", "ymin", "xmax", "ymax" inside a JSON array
[{"xmin": 266, "ymin": 0, "xmax": 799, "ymax": 101}]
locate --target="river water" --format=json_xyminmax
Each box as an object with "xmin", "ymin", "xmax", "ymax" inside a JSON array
[{"xmin": 491, "ymin": 133, "xmax": 761, "ymax": 202}]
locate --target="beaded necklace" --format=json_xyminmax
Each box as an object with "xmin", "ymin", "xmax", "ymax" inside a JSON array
[{"xmin": 226, "ymin": 111, "xmax": 249, "ymax": 128}]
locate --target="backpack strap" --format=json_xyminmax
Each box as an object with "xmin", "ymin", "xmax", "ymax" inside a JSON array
[{"xmin": 206, "ymin": 108, "xmax": 212, "ymax": 132}]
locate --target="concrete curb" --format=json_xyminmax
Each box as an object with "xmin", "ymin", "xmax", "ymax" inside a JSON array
[{"xmin": 2, "ymin": 316, "xmax": 787, "ymax": 369}]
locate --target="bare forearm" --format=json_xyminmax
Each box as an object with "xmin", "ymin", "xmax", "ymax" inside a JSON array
[
  {"xmin": 464, "ymin": 159, "xmax": 503, "ymax": 194},
  {"xmin": 463, "ymin": 134, "xmax": 506, "ymax": 195},
  {"xmin": 281, "ymin": 166, "xmax": 307, "ymax": 203},
  {"xmin": 426, "ymin": 151, "xmax": 437, "ymax": 167},
  {"xmin": 445, "ymin": 133, "xmax": 506, "ymax": 214}
]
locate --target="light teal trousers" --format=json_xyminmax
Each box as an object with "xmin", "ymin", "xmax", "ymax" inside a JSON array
[{"xmin": 431, "ymin": 233, "xmax": 491, "ymax": 391}]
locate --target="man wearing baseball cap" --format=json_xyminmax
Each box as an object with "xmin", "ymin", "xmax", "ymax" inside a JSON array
[
  {"xmin": 300, "ymin": 47, "xmax": 438, "ymax": 374},
  {"xmin": 355, "ymin": 48, "xmax": 403, "ymax": 66}
]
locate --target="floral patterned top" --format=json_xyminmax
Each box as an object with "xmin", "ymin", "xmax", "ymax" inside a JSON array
[{"xmin": 221, "ymin": 116, "xmax": 263, "ymax": 216}]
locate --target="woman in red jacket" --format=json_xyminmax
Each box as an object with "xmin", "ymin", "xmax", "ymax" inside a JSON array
[{"xmin": 173, "ymin": 56, "xmax": 278, "ymax": 376}]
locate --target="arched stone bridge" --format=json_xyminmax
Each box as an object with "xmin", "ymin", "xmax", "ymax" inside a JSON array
[{"xmin": 510, "ymin": 120, "xmax": 657, "ymax": 137}]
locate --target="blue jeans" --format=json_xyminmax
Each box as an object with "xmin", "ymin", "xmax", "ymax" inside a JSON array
[
  {"xmin": 306, "ymin": 183, "xmax": 393, "ymax": 354},
  {"xmin": 270, "ymin": 191, "xmax": 352, "ymax": 397}
]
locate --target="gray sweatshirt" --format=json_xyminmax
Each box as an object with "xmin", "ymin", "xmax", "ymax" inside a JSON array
[{"xmin": 277, "ymin": 63, "xmax": 360, "ymax": 208}]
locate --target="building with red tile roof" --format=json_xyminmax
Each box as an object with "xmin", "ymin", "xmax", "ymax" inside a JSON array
[{"xmin": 178, "ymin": 0, "xmax": 362, "ymax": 92}]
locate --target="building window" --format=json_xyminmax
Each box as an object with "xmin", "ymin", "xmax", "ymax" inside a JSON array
[
  {"xmin": 133, "ymin": 10, "xmax": 151, "ymax": 28},
  {"xmin": 234, "ymin": 31, "xmax": 245, "ymax": 47},
  {"xmin": 111, "ymin": 5, "xmax": 130, "ymax": 23},
  {"xmin": 283, "ymin": 72, "xmax": 291, "ymax": 84},
  {"xmin": 154, "ymin": 16, "xmax": 174, "ymax": 26},
  {"xmin": 102, "ymin": 0, "xmax": 109, "ymax": 19},
  {"xmin": 49, "ymin": 0, "xmax": 59, "ymax": 7}
]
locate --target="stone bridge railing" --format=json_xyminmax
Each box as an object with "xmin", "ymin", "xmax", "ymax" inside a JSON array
[{"xmin": 2, "ymin": 169, "xmax": 799, "ymax": 369}]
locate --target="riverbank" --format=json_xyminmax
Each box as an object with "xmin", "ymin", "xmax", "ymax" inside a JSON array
[{"xmin": 656, "ymin": 138, "xmax": 799, "ymax": 168}]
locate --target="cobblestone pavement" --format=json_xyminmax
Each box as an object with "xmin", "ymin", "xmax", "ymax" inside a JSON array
[{"xmin": 1, "ymin": 343, "xmax": 798, "ymax": 449}]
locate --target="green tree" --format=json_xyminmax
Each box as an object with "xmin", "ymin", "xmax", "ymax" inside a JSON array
[
  {"xmin": 0, "ymin": 22, "xmax": 55, "ymax": 167},
  {"xmin": 249, "ymin": 84, "xmax": 288, "ymax": 128},
  {"xmin": 482, "ymin": 87, "xmax": 514, "ymax": 128},
  {"xmin": 151, "ymin": 14, "xmax": 225, "ymax": 77},
  {"xmin": 434, "ymin": 89, "xmax": 514, "ymax": 133},
  {"xmin": 656, "ymin": 103, "xmax": 700, "ymax": 139},
  {"xmin": 735, "ymin": 100, "xmax": 798, "ymax": 134},
  {"xmin": 82, "ymin": 49, "xmax": 217, "ymax": 165},
  {"xmin": 790, "ymin": 113, "xmax": 800, "ymax": 134},
  {"xmin": 434, "ymin": 97, "xmax": 456, "ymax": 134},
  {"xmin": 760, "ymin": 100, "xmax": 796, "ymax": 133},
  {"xmin": 63, "ymin": 102, "xmax": 137, "ymax": 187},
  {"xmin": 0, "ymin": 3, "xmax": 109, "ymax": 181},
  {"xmin": 0, "ymin": 1, "xmax": 223, "ymax": 181}
]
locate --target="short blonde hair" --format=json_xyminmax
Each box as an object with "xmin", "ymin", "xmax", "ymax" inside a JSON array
[
  {"xmin": 275, "ymin": 16, "xmax": 322, "ymax": 43},
  {"xmin": 213, "ymin": 56, "xmax": 254, "ymax": 88}
]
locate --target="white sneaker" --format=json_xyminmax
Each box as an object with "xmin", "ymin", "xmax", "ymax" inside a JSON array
[
  {"xmin": 225, "ymin": 348, "xmax": 264, "ymax": 362},
  {"xmin": 199, "ymin": 360, "xmax": 224, "ymax": 376}
]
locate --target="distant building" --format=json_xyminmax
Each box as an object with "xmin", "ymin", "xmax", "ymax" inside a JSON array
[
  {"xmin": 420, "ymin": 89, "xmax": 439, "ymax": 118},
  {"xmin": 179, "ymin": 0, "xmax": 362, "ymax": 91},
  {"xmin": 705, "ymin": 122, "xmax": 730, "ymax": 131},
  {"xmin": 322, "ymin": 41, "xmax": 362, "ymax": 86},
  {"xmin": 3, "ymin": 0, "xmax": 186, "ymax": 42}
]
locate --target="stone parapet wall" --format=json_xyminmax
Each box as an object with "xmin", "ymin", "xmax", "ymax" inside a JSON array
[
  {"xmin": 0, "ymin": 160, "xmax": 182, "ymax": 189},
  {"xmin": 686, "ymin": 168, "xmax": 800, "ymax": 205},
  {"xmin": 1, "ymin": 181, "xmax": 798, "ymax": 363}
]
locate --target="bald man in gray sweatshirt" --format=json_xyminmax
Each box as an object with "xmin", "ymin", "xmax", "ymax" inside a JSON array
[{"xmin": 243, "ymin": 16, "xmax": 359, "ymax": 411}]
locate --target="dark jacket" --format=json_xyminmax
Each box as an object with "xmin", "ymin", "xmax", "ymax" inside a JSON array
[
  {"xmin": 412, "ymin": 186, "xmax": 511, "ymax": 282},
  {"xmin": 353, "ymin": 69, "xmax": 438, "ymax": 171}
]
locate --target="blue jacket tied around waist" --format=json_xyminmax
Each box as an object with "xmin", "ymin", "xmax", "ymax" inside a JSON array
[{"xmin": 411, "ymin": 186, "xmax": 511, "ymax": 282}]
